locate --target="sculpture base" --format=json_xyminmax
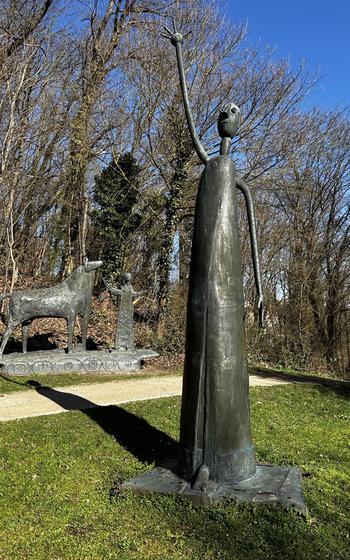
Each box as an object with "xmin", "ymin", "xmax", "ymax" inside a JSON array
[
  {"xmin": 0, "ymin": 348, "xmax": 158, "ymax": 375},
  {"xmin": 119, "ymin": 460, "xmax": 307, "ymax": 514}
]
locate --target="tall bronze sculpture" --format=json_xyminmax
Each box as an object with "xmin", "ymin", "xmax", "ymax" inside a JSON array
[
  {"xmin": 162, "ymin": 22, "xmax": 264, "ymax": 490},
  {"xmin": 120, "ymin": 21, "xmax": 306, "ymax": 512}
]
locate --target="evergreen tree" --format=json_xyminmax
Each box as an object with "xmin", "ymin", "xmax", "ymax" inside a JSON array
[{"xmin": 92, "ymin": 152, "xmax": 142, "ymax": 280}]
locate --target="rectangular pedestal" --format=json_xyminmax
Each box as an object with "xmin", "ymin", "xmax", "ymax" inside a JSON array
[
  {"xmin": 120, "ymin": 462, "xmax": 307, "ymax": 514},
  {"xmin": 0, "ymin": 348, "xmax": 158, "ymax": 375}
]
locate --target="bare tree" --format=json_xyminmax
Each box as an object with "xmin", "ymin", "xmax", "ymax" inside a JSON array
[
  {"xmin": 123, "ymin": 0, "xmax": 316, "ymax": 334},
  {"xmin": 0, "ymin": 23, "xmax": 74, "ymax": 290},
  {"xmin": 59, "ymin": 0, "xmax": 176, "ymax": 273},
  {"xmin": 257, "ymin": 108, "xmax": 350, "ymax": 374},
  {"xmin": 0, "ymin": 0, "xmax": 55, "ymax": 62}
]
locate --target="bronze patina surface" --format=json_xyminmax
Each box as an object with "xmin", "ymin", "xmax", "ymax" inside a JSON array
[{"xmin": 162, "ymin": 21, "xmax": 263, "ymax": 490}]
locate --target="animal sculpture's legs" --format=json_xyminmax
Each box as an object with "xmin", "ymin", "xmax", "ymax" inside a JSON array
[
  {"xmin": 80, "ymin": 315, "xmax": 89, "ymax": 351},
  {"xmin": 67, "ymin": 315, "xmax": 75, "ymax": 353},
  {"xmin": 22, "ymin": 321, "xmax": 31, "ymax": 353},
  {"xmin": 0, "ymin": 320, "xmax": 19, "ymax": 356}
]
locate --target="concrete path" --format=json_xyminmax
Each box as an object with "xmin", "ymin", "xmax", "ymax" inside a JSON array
[{"xmin": 0, "ymin": 374, "xmax": 291, "ymax": 423}]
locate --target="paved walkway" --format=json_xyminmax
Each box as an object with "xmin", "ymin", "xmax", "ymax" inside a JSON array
[{"xmin": 0, "ymin": 374, "xmax": 293, "ymax": 422}]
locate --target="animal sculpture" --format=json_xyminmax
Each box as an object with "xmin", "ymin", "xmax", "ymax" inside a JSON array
[{"xmin": 0, "ymin": 259, "xmax": 103, "ymax": 356}]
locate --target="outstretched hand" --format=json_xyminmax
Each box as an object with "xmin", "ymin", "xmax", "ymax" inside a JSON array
[
  {"xmin": 258, "ymin": 296, "xmax": 265, "ymax": 328},
  {"xmin": 161, "ymin": 19, "xmax": 189, "ymax": 46}
]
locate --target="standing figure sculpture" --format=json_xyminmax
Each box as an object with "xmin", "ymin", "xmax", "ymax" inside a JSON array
[
  {"xmin": 104, "ymin": 273, "xmax": 143, "ymax": 351},
  {"xmin": 162, "ymin": 23, "xmax": 264, "ymax": 491}
]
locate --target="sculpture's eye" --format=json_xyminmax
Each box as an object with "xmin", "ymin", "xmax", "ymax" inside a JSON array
[{"xmin": 231, "ymin": 107, "xmax": 236, "ymax": 113}]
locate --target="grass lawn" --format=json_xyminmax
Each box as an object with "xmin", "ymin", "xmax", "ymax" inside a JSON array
[{"xmin": 0, "ymin": 384, "xmax": 349, "ymax": 559}]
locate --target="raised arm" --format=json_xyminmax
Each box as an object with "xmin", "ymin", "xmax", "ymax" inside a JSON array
[
  {"xmin": 236, "ymin": 176, "xmax": 264, "ymax": 327},
  {"xmin": 162, "ymin": 21, "xmax": 209, "ymax": 165}
]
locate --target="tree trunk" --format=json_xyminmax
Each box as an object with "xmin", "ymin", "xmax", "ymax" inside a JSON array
[{"xmin": 157, "ymin": 167, "xmax": 187, "ymax": 334}]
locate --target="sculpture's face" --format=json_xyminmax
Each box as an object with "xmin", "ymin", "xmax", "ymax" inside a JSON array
[
  {"xmin": 123, "ymin": 272, "xmax": 132, "ymax": 284},
  {"xmin": 217, "ymin": 103, "xmax": 241, "ymax": 139}
]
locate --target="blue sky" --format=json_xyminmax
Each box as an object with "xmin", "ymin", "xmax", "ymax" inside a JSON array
[{"xmin": 223, "ymin": 0, "xmax": 349, "ymax": 109}]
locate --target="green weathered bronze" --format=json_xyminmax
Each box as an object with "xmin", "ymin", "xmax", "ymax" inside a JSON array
[{"xmin": 162, "ymin": 21, "xmax": 264, "ymax": 490}]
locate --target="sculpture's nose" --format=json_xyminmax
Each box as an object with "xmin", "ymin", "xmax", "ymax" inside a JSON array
[{"xmin": 220, "ymin": 111, "xmax": 229, "ymax": 120}]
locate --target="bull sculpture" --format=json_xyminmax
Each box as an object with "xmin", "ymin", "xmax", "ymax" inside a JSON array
[{"xmin": 0, "ymin": 259, "xmax": 103, "ymax": 356}]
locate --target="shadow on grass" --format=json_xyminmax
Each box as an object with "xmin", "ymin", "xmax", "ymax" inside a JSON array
[
  {"xmin": 2, "ymin": 376, "xmax": 178, "ymax": 465},
  {"xmin": 86, "ymin": 405, "xmax": 178, "ymax": 464},
  {"xmin": 250, "ymin": 366, "xmax": 350, "ymax": 398}
]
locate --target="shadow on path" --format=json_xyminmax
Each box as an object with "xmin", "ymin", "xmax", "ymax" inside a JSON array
[
  {"xmin": 250, "ymin": 367, "xmax": 350, "ymax": 398},
  {"xmin": 2, "ymin": 376, "xmax": 178, "ymax": 465}
]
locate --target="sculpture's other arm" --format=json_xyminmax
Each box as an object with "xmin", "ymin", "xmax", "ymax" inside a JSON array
[
  {"xmin": 162, "ymin": 21, "xmax": 209, "ymax": 165},
  {"xmin": 131, "ymin": 290, "xmax": 145, "ymax": 298},
  {"xmin": 236, "ymin": 176, "xmax": 264, "ymax": 327},
  {"xmin": 103, "ymin": 278, "xmax": 122, "ymax": 296}
]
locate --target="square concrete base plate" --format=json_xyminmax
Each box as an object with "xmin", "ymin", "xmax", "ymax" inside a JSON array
[{"xmin": 120, "ymin": 461, "xmax": 307, "ymax": 514}]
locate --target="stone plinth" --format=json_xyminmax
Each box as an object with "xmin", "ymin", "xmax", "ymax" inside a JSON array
[{"xmin": 0, "ymin": 348, "xmax": 158, "ymax": 375}]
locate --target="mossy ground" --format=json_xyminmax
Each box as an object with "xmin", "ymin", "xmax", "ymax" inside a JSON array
[{"xmin": 0, "ymin": 384, "xmax": 349, "ymax": 559}]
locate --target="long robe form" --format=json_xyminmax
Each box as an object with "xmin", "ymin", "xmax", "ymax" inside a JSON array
[
  {"xmin": 178, "ymin": 155, "xmax": 256, "ymax": 483},
  {"xmin": 115, "ymin": 285, "xmax": 136, "ymax": 350}
]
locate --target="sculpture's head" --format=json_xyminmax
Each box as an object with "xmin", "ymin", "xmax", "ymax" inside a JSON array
[
  {"xmin": 217, "ymin": 103, "xmax": 241, "ymax": 139},
  {"xmin": 122, "ymin": 272, "xmax": 132, "ymax": 285}
]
